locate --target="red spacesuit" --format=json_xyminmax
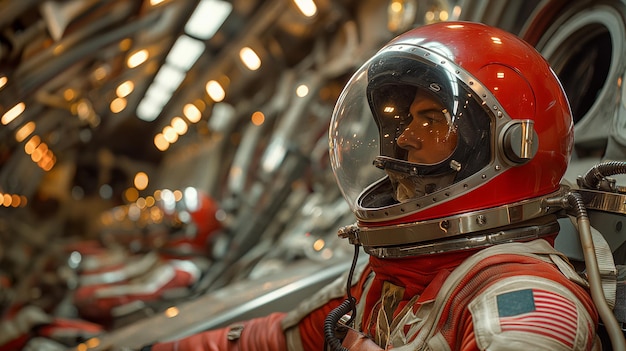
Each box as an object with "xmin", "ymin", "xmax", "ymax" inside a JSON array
[{"xmin": 143, "ymin": 21, "xmax": 611, "ymax": 351}]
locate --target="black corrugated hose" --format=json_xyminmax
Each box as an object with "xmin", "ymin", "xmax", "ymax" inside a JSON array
[
  {"xmin": 324, "ymin": 244, "xmax": 360, "ymax": 351},
  {"xmin": 580, "ymin": 161, "xmax": 626, "ymax": 189}
]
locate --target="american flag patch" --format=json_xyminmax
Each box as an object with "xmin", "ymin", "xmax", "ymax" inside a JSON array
[{"xmin": 496, "ymin": 288, "xmax": 578, "ymax": 348}]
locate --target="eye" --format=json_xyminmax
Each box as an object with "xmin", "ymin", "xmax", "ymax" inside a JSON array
[{"xmin": 421, "ymin": 110, "xmax": 447, "ymax": 127}]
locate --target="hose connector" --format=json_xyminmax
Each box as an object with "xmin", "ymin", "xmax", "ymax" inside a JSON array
[
  {"xmin": 338, "ymin": 224, "xmax": 361, "ymax": 245},
  {"xmin": 577, "ymin": 161, "xmax": 626, "ymax": 192}
]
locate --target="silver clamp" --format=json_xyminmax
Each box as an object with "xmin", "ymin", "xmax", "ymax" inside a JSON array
[{"xmin": 337, "ymin": 224, "xmax": 361, "ymax": 245}]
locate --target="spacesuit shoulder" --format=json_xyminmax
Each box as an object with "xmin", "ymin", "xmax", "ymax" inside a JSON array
[{"xmin": 468, "ymin": 275, "xmax": 598, "ymax": 351}]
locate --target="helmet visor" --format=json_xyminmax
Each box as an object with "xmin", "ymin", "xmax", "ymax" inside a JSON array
[
  {"xmin": 329, "ymin": 49, "xmax": 493, "ymax": 211},
  {"xmin": 371, "ymin": 85, "xmax": 458, "ymax": 168}
]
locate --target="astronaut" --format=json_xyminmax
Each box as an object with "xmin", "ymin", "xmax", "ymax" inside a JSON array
[{"xmin": 143, "ymin": 21, "xmax": 607, "ymax": 351}]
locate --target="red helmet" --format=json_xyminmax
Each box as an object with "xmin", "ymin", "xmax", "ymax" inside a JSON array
[
  {"xmin": 329, "ymin": 22, "xmax": 573, "ymax": 257},
  {"xmin": 158, "ymin": 187, "xmax": 223, "ymax": 253}
]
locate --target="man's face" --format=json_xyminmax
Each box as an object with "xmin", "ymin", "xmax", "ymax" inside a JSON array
[{"xmin": 397, "ymin": 92, "xmax": 458, "ymax": 164}]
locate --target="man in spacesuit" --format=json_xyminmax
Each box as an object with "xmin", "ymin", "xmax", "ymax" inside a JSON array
[{"xmin": 143, "ymin": 21, "xmax": 605, "ymax": 351}]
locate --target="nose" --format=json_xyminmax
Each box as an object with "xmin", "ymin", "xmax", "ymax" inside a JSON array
[{"xmin": 397, "ymin": 127, "xmax": 422, "ymax": 150}]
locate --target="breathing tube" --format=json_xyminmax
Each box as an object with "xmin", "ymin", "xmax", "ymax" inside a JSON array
[
  {"xmin": 566, "ymin": 192, "xmax": 625, "ymax": 351},
  {"xmin": 324, "ymin": 244, "xmax": 360, "ymax": 351},
  {"xmin": 578, "ymin": 160, "xmax": 626, "ymax": 191},
  {"xmin": 571, "ymin": 160, "xmax": 626, "ymax": 351}
]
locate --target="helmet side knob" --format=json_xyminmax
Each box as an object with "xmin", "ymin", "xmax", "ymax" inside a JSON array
[{"xmin": 500, "ymin": 119, "xmax": 539, "ymax": 165}]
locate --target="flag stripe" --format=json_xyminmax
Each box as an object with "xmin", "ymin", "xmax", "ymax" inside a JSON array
[
  {"xmin": 500, "ymin": 317, "xmax": 577, "ymax": 339},
  {"xmin": 499, "ymin": 324, "xmax": 576, "ymax": 347}
]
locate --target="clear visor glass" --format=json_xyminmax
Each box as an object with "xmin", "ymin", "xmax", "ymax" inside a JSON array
[
  {"xmin": 329, "ymin": 52, "xmax": 492, "ymax": 211},
  {"xmin": 372, "ymin": 85, "xmax": 458, "ymax": 166}
]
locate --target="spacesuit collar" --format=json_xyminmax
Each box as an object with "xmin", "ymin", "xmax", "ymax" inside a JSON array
[{"xmin": 367, "ymin": 249, "xmax": 479, "ymax": 298}]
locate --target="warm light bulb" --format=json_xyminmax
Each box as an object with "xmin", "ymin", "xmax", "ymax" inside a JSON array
[
  {"xmin": 116, "ymin": 80, "xmax": 135, "ymax": 97},
  {"xmin": 2, "ymin": 102, "xmax": 25, "ymax": 125},
  {"xmin": 294, "ymin": 0, "xmax": 317, "ymax": 17},
  {"xmin": 206, "ymin": 80, "xmax": 225, "ymax": 102},
  {"xmin": 127, "ymin": 49, "xmax": 149, "ymax": 68},
  {"xmin": 15, "ymin": 121, "xmax": 35, "ymax": 142},
  {"xmin": 239, "ymin": 47, "xmax": 261, "ymax": 71},
  {"xmin": 134, "ymin": 172, "xmax": 149, "ymax": 191},
  {"xmin": 183, "ymin": 103, "xmax": 202, "ymax": 123}
]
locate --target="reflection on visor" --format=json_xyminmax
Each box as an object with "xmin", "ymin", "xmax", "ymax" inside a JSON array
[
  {"xmin": 378, "ymin": 88, "xmax": 458, "ymax": 166},
  {"xmin": 398, "ymin": 91, "xmax": 457, "ymax": 164},
  {"xmin": 374, "ymin": 88, "xmax": 460, "ymax": 202},
  {"xmin": 386, "ymin": 168, "xmax": 456, "ymax": 202}
]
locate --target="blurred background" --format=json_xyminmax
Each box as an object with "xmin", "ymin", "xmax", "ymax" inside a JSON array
[{"xmin": 0, "ymin": 0, "xmax": 625, "ymax": 350}]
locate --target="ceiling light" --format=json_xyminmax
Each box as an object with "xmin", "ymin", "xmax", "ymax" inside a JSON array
[
  {"xmin": 173, "ymin": 190, "xmax": 183, "ymax": 201},
  {"xmin": 183, "ymin": 103, "xmax": 202, "ymax": 123},
  {"xmin": 205, "ymin": 80, "xmax": 225, "ymax": 102},
  {"xmin": 38, "ymin": 149, "xmax": 54, "ymax": 168},
  {"xmin": 452, "ymin": 6, "xmax": 462, "ymax": 19},
  {"xmin": 10, "ymin": 195, "xmax": 21, "ymax": 207},
  {"xmin": 251, "ymin": 111, "xmax": 265, "ymax": 126},
  {"xmin": 15, "ymin": 121, "xmax": 35, "ymax": 142},
  {"xmin": 2, "ymin": 102, "xmax": 25, "ymax": 125},
  {"xmin": 165, "ymin": 307, "xmax": 179, "ymax": 318},
  {"xmin": 134, "ymin": 172, "xmax": 149, "ymax": 191},
  {"xmin": 160, "ymin": 189, "xmax": 176, "ymax": 213},
  {"xmin": 294, "ymin": 0, "xmax": 317, "ymax": 17},
  {"xmin": 166, "ymin": 35, "xmax": 204, "ymax": 71},
  {"xmin": 110, "ymin": 97, "xmax": 127, "ymax": 113},
  {"xmin": 63, "ymin": 88, "xmax": 76, "ymax": 101},
  {"xmin": 93, "ymin": 66, "xmax": 108, "ymax": 81},
  {"xmin": 31, "ymin": 144, "xmax": 46, "ymax": 162},
  {"xmin": 116, "ymin": 80, "xmax": 135, "ymax": 97},
  {"xmin": 208, "ymin": 102, "xmax": 235, "ymax": 132},
  {"xmin": 239, "ymin": 47, "xmax": 261, "ymax": 71},
  {"xmin": 390, "ymin": 0, "xmax": 402, "ymax": 13},
  {"xmin": 145, "ymin": 85, "xmax": 172, "ymax": 106},
  {"xmin": 185, "ymin": 0, "xmax": 232, "ymax": 40},
  {"xmin": 182, "ymin": 187, "xmax": 199, "ymax": 212},
  {"xmin": 127, "ymin": 49, "xmax": 149, "ymax": 68},
  {"xmin": 137, "ymin": 64, "xmax": 185, "ymax": 122},
  {"xmin": 119, "ymin": 38, "xmax": 133, "ymax": 51},
  {"xmin": 2, "ymin": 194, "xmax": 10, "ymax": 207},
  {"xmin": 296, "ymin": 84, "xmax": 309, "ymax": 97},
  {"xmin": 0, "ymin": 76, "xmax": 7, "ymax": 90},
  {"xmin": 154, "ymin": 133, "xmax": 169, "ymax": 151},
  {"xmin": 124, "ymin": 187, "xmax": 139, "ymax": 203},
  {"xmin": 24, "ymin": 135, "xmax": 41, "ymax": 154},
  {"xmin": 262, "ymin": 139, "xmax": 286, "ymax": 173},
  {"xmin": 154, "ymin": 64, "xmax": 186, "ymax": 92},
  {"xmin": 163, "ymin": 126, "xmax": 178, "ymax": 143},
  {"xmin": 171, "ymin": 117, "xmax": 188, "ymax": 135},
  {"xmin": 136, "ymin": 197, "xmax": 147, "ymax": 209},
  {"xmin": 137, "ymin": 99, "xmax": 163, "ymax": 121}
]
